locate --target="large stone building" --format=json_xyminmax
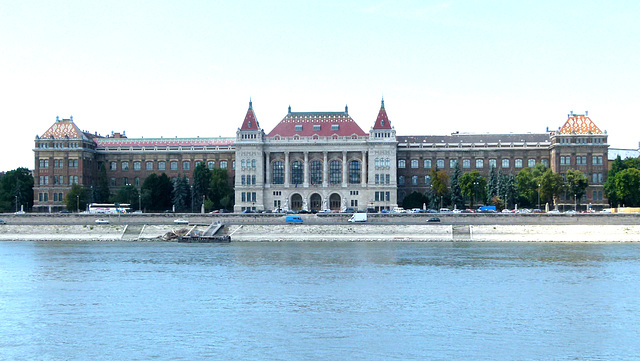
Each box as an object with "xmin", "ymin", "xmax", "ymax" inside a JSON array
[{"xmin": 32, "ymin": 102, "xmax": 609, "ymax": 212}]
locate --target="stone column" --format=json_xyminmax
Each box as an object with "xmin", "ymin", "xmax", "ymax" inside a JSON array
[
  {"xmin": 284, "ymin": 151, "xmax": 290, "ymax": 187},
  {"xmin": 303, "ymin": 151, "xmax": 309, "ymax": 187},
  {"xmin": 342, "ymin": 151, "xmax": 348, "ymax": 187},
  {"xmin": 265, "ymin": 152, "xmax": 271, "ymax": 186},
  {"xmin": 323, "ymin": 152, "xmax": 328, "ymax": 187},
  {"xmin": 361, "ymin": 151, "xmax": 367, "ymax": 186}
]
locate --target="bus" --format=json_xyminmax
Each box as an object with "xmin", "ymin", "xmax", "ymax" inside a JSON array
[{"xmin": 88, "ymin": 203, "xmax": 131, "ymax": 214}]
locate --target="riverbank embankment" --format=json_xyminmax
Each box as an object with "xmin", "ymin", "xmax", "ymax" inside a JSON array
[{"xmin": 1, "ymin": 222, "xmax": 640, "ymax": 242}]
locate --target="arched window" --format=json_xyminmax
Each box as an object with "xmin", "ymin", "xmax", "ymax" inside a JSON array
[
  {"xmin": 501, "ymin": 159, "xmax": 510, "ymax": 168},
  {"xmin": 398, "ymin": 176, "xmax": 405, "ymax": 185},
  {"xmin": 310, "ymin": 160, "xmax": 322, "ymax": 185},
  {"xmin": 291, "ymin": 161, "xmax": 303, "ymax": 185},
  {"xmin": 476, "ymin": 159, "xmax": 484, "ymax": 168},
  {"xmin": 349, "ymin": 160, "xmax": 361, "ymax": 184},
  {"xmin": 272, "ymin": 161, "xmax": 284, "ymax": 184},
  {"xmin": 398, "ymin": 159, "xmax": 406, "ymax": 168},
  {"xmin": 412, "ymin": 175, "xmax": 418, "ymax": 185}
]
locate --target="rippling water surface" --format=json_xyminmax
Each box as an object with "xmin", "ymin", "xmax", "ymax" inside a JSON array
[{"xmin": 1, "ymin": 241, "xmax": 639, "ymax": 360}]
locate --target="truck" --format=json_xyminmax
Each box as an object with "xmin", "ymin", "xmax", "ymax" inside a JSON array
[
  {"xmin": 348, "ymin": 213, "xmax": 367, "ymax": 223},
  {"xmin": 478, "ymin": 206, "xmax": 497, "ymax": 213}
]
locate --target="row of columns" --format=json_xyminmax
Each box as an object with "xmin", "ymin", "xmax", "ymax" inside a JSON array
[{"xmin": 265, "ymin": 151, "xmax": 368, "ymax": 188}]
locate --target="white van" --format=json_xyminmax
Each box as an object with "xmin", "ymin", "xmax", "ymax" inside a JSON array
[{"xmin": 348, "ymin": 213, "xmax": 367, "ymax": 222}]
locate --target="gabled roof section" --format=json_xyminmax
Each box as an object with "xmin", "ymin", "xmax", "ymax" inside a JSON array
[
  {"xmin": 559, "ymin": 114, "xmax": 603, "ymax": 134},
  {"xmin": 267, "ymin": 107, "xmax": 366, "ymax": 137},
  {"xmin": 41, "ymin": 116, "xmax": 91, "ymax": 141},
  {"xmin": 373, "ymin": 98, "xmax": 392, "ymax": 129},
  {"xmin": 240, "ymin": 99, "xmax": 260, "ymax": 131}
]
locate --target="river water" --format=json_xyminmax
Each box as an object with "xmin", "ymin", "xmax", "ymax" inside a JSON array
[{"xmin": 1, "ymin": 241, "xmax": 639, "ymax": 360}]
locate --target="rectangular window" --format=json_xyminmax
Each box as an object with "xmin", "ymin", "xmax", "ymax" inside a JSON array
[
  {"xmin": 385, "ymin": 174, "xmax": 390, "ymax": 185},
  {"xmin": 158, "ymin": 161, "xmax": 166, "ymax": 170},
  {"xmin": 123, "ymin": 177, "xmax": 129, "ymax": 186},
  {"xmin": 122, "ymin": 162, "xmax": 129, "ymax": 171},
  {"xmin": 295, "ymin": 125, "xmax": 303, "ymax": 131},
  {"xmin": 331, "ymin": 124, "xmax": 339, "ymax": 131},
  {"xmin": 134, "ymin": 177, "xmax": 140, "ymax": 187},
  {"xmin": 375, "ymin": 174, "xmax": 380, "ymax": 185},
  {"xmin": 183, "ymin": 161, "xmax": 190, "ymax": 170},
  {"xmin": 170, "ymin": 161, "xmax": 178, "ymax": 170},
  {"xmin": 313, "ymin": 125, "xmax": 321, "ymax": 131},
  {"xmin": 110, "ymin": 178, "xmax": 116, "ymax": 187},
  {"xmin": 133, "ymin": 162, "xmax": 141, "ymax": 171}
]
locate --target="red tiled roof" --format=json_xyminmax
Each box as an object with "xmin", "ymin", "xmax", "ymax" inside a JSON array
[
  {"xmin": 559, "ymin": 114, "xmax": 603, "ymax": 134},
  {"xmin": 267, "ymin": 109, "xmax": 366, "ymax": 137},
  {"xmin": 95, "ymin": 138, "xmax": 235, "ymax": 148},
  {"xmin": 41, "ymin": 117, "xmax": 90, "ymax": 140},
  {"xmin": 373, "ymin": 99, "xmax": 392, "ymax": 129},
  {"xmin": 240, "ymin": 100, "xmax": 260, "ymax": 131}
]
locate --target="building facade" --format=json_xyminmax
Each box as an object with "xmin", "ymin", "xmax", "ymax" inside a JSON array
[{"xmin": 32, "ymin": 102, "xmax": 609, "ymax": 212}]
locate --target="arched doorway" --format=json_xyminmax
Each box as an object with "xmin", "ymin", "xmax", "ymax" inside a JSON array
[
  {"xmin": 310, "ymin": 193, "xmax": 322, "ymax": 212},
  {"xmin": 291, "ymin": 193, "xmax": 303, "ymax": 211},
  {"xmin": 329, "ymin": 193, "xmax": 341, "ymax": 211}
]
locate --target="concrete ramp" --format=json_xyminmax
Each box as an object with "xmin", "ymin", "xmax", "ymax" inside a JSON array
[
  {"xmin": 452, "ymin": 225, "xmax": 471, "ymax": 241},
  {"xmin": 121, "ymin": 224, "xmax": 144, "ymax": 241}
]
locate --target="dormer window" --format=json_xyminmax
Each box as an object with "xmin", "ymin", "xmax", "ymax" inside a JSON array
[
  {"xmin": 248, "ymin": 121, "xmax": 252, "ymax": 128},
  {"xmin": 295, "ymin": 124, "xmax": 303, "ymax": 131},
  {"xmin": 331, "ymin": 124, "xmax": 339, "ymax": 131},
  {"xmin": 381, "ymin": 120, "xmax": 385, "ymax": 126},
  {"xmin": 313, "ymin": 125, "xmax": 321, "ymax": 131}
]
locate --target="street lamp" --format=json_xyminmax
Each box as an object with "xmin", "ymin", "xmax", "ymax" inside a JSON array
[
  {"xmin": 138, "ymin": 193, "xmax": 141, "ymax": 212},
  {"xmin": 574, "ymin": 193, "xmax": 577, "ymax": 212},
  {"xmin": 15, "ymin": 195, "xmax": 18, "ymax": 213},
  {"xmin": 473, "ymin": 181, "xmax": 478, "ymax": 207},
  {"xmin": 537, "ymin": 183, "xmax": 541, "ymax": 210},
  {"xmin": 76, "ymin": 195, "xmax": 79, "ymax": 213}
]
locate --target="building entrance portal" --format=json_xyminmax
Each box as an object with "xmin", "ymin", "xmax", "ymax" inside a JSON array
[
  {"xmin": 310, "ymin": 193, "xmax": 322, "ymax": 212},
  {"xmin": 329, "ymin": 193, "xmax": 341, "ymax": 211},
  {"xmin": 291, "ymin": 193, "xmax": 303, "ymax": 211}
]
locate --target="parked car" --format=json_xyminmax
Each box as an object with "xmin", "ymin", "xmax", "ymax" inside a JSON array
[
  {"xmin": 59, "ymin": 210, "xmax": 71, "ymax": 214},
  {"xmin": 14, "ymin": 211, "xmax": 25, "ymax": 215},
  {"xmin": 427, "ymin": 217, "xmax": 441, "ymax": 223},
  {"xmin": 95, "ymin": 219, "xmax": 110, "ymax": 224},
  {"xmin": 174, "ymin": 219, "xmax": 189, "ymax": 225},
  {"xmin": 343, "ymin": 208, "xmax": 356, "ymax": 213},
  {"xmin": 0, "ymin": 219, "xmax": 6, "ymax": 225}
]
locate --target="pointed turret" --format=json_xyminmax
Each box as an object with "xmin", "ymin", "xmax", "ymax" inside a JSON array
[
  {"xmin": 373, "ymin": 97, "xmax": 392, "ymax": 129},
  {"xmin": 240, "ymin": 99, "xmax": 260, "ymax": 131}
]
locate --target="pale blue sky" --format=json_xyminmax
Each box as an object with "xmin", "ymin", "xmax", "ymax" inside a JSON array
[{"xmin": 1, "ymin": 0, "xmax": 638, "ymax": 170}]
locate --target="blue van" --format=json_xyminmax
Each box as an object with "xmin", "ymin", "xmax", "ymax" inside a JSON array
[{"xmin": 285, "ymin": 215, "xmax": 303, "ymax": 223}]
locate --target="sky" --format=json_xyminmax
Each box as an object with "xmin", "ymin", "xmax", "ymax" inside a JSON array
[{"xmin": 1, "ymin": 0, "xmax": 639, "ymax": 171}]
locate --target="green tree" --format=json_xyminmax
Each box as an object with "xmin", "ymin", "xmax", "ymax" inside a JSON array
[
  {"xmin": 192, "ymin": 163, "xmax": 212, "ymax": 211},
  {"xmin": 516, "ymin": 168, "xmax": 537, "ymax": 208},
  {"xmin": 65, "ymin": 184, "xmax": 89, "ymax": 212},
  {"xmin": 209, "ymin": 169, "xmax": 234, "ymax": 210},
  {"xmin": 565, "ymin": 169, "xmax": 589, "ymax": 208},
  {"xmin": 402, "ymin": 191, "xmax": 428, "ymax": 209},
  {"xmin": 95, "ymin": 162, "xmax": 110, "ymax": 203},
  {"xmin": 499, "ymin": 174, "xmax": 517, "ymax": 209},
  {"xmin": 449, "ymin": 162, "xmax": 463, "ymax": 210},
  {"xmin": 112, "ymin": 185, "xmax": 140, "ymax": 210},
  {"xmin": 141, "ymin": 173, "xmax": 174, "ymax": 211},
  {"xmin": 614, "ymin": 168, "xmax": 640, "ymax": 207},
  {"xmin": 0, "ymin": 167, "xmax": 34, "ymax": 212},
  {"xmin": 172, "ymin": 175, "xmax": 191, "ymax": 212},
  {"xmin": 430, "ymin": 168, "xmax": 449, "ymax": 208},
  {"xmin": 460, "ymin": 171, "xmax": 486, "ymax": 208},
  {"xmin": 539, "ymin": 168, "xmax": 565, "ymax": 208},
  {"xmin": 487, "ymin": 166, "xmax": 499, "ymax": 199}
]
